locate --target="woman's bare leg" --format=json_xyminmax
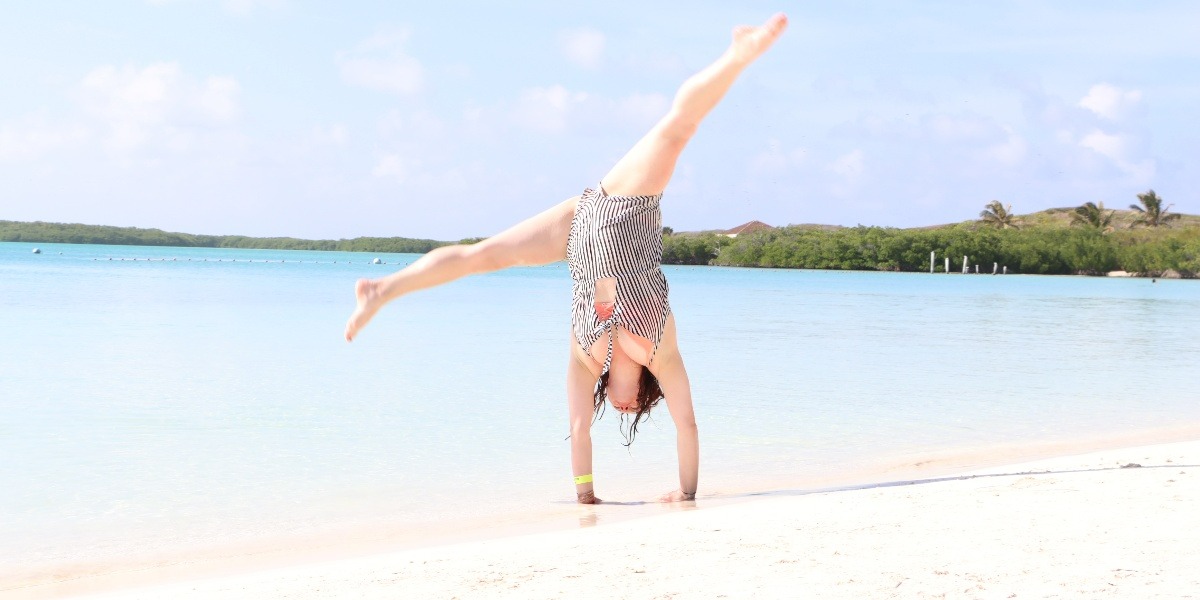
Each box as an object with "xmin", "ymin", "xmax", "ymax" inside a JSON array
[
  {"xmin": 600, "ymin": 13, "xmax": 788, "ymax": 198},
  {"xmin": 345, "ymin": 196, "xmax": 578, "ymax": 341}
]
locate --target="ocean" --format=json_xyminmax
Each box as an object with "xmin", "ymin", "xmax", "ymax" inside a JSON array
[{"xmin": 2, "ymin": 241, "xmax": 1198, "ymax": 586}]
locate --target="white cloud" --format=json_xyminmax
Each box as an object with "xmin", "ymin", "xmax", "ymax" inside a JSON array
[
  {"xmin": 825, "ymin": 149, "xmax": 866, "ymax": 198},
  {"xmin": 377, "ymin": 109, "xmax": 406, "ymax": 135},
  {"xmin": 983, "ymin": 127, "xmax": 1028, "ymax": 167},
  {"xmin": 1078, "ymin": 83, "xmax": 1142, "ymax": 120},
  {"xmin": 145, "ymin": 0, "xmax": 285, "ymax": 15},
  {"xmin": 512, "ymin": 85, "xmax": 588, "ymax": 134},
  {"xmin": 508, "ymin": 88, "xmax": 664, "ymax": 136},
  {"xmin": 829, "ymin": 149, "xmax": 865, "ymax": 179},
  {"xmin": 1079, "ymin": 129, "xmax": 1156, "ymax": 182},
  {"xmin": 376, "ymin": 109, "xmax": 446, "ymax": 142},
  {"xmin": 81, "ymin": 63, "xmax": 171, "ymax": 124},
  {"xmin": 0, "ymin": 113, "xmax": 89, "ymax": 161},
  {"xmin": 312, "ymin": 123, "xmax": 348, "ymax": 146},
  {"xmin": 616, "ymin": 92, "xmax": 668, "ymax": 125},
  {"xmin": 79, "ymin": 63, "xmax": 241, "ymax": 124},
  {"xmin": 221, "ymin": 0, "xmax": 285, "ymax": 15},
  {"xmin": 78, "ymin": 62, "xmax": 241, "ymax": 155},
  {"xmin": 195, "ymin": 76, "xmax": 240, "ymax": 121},
  {"xmin": 558, "ymin": 28, "xmax": 606, "ymax": 69},
  {"xmin": 338, "ymin": 30, "xmax": 424, "ymax": 96},
  {"xmin": 750, "ymin": 138, "xmax": 808, "ymax": 174},
  {"xmin": 372, "ymin": 153, "xmax": 412, "ymax": 183},
  {"xmin": 1079, "ymin": 130, "xmax": 1126, "ymax": 161},
  {"xmin": 927, "ymin": 114, "xmax": 993, "ymax": 143}
]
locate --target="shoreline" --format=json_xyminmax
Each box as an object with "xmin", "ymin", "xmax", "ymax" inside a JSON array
[
  {"xmin": 9, "ymin": 425, "xmax": 1200, "ymax": 600},
  {"xmin": 6, "ymin": 240, "xmax": 1197, "ymax": 280}
]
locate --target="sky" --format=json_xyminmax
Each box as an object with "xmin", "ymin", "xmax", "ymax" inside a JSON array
[{"xmin": 1, "ymin": 1, "xmax": 1198, "ymax": 240}]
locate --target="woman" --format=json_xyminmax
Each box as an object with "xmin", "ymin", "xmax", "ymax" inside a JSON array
[{"xmin": 345, "ymin": 13, "xmax": 787, "ymax": 504}]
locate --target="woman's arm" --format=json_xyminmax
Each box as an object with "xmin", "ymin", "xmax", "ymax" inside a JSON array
[
  {"xmin": 649, "ymin": 322, "xmax": 699, "ymax": 502},
  {"xmin": 660, "ymin": 360, "xmax": 698, "ymax": 502},
  {"xmin": 567, "ymin": 343, "xmax": 602, "ymax": 503},
  {"xmin": 671, "ymin": 420, "xmax": 699, "ymax": 501}
]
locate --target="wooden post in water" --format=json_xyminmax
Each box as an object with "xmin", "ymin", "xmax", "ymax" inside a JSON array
[
  {"xmin": 930, "ymin": 251, "xmax": 935, "ymax": 274},
  {"xmin": 1003, "ymin": 266, "xmax": 1008, "ymax": 274},
  {"xmin": 975, "ymin": 265, "xmax": 979, "ymax": 274},
  {"xmin": 993, "ymin": 262, "xmax": 998, "ymax": 275},
  {"xmin": 962, "ymin": 255, "xmax": 969, "ymax": 274},
  {"xmin": 944, "ymin": 257, "xmax": 950, "ymax": 274}
]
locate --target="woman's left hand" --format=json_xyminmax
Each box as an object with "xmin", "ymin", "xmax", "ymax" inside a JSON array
[{"xmin": 658, "ymin": 489, "xmax": 696, "ymax": 503}]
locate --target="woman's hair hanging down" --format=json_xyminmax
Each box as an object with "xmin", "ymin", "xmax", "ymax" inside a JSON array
[{"xmin": 592, "ymin": 366, "xmax": 664, "ymax": 446}]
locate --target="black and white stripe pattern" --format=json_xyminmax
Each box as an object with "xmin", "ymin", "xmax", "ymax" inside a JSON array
[{"xmin": 566, "ymin": 184, "xmax": 671, "ymax": 375}]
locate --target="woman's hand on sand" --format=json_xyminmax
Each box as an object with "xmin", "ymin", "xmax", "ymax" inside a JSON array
[{"xmin": 658, "ymin": 489, "xmax": 696, "ymax": 503}]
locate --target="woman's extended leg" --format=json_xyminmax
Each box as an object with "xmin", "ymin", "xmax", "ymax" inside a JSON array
[
  {"xmin": 599, "ymin": 13, "xmax": 788, "ymax": 198},
  {"xmin": 344, "ymin": 196, "xmax": 578, "ymax": 341}
]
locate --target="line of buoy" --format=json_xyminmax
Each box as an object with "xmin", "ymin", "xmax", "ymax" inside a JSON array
[
  {"xmin": 88, "ymin": 257, "xmax": 391, "ymax": 264},
  {"xmin": 37, "ymin": 247, "xmax": 398, "ymax": 266}
]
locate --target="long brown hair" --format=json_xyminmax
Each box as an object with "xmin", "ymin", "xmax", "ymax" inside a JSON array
[{"xmin": 592, "ymin": 366, "xmax": 664, "ymax": 446}]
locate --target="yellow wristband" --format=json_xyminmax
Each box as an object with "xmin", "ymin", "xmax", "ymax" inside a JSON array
[{"xmin": 574, "ymin": 474, "xmax": 593, "ymax": 485}]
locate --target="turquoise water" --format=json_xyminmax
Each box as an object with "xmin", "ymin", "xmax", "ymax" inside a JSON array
[{"xmin": 2, "ymin": 241, "xmax": 1198, "ymax": 583}]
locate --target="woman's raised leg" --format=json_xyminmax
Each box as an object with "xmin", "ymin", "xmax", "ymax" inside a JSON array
[
  {"xmin": 600, "ymin": 13, "xmax": 788, "ymax": 198},
  {"xmin": 344, "ymin": 196, "xmax": 578, "ymax": 341}
]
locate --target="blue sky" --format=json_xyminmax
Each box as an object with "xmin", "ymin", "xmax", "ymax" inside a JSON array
[{"xmin": 2, "ymin": 1, "xmax": 1197, "ymax": 240}]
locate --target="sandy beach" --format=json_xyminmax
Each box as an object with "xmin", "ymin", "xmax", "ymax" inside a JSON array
[{"xmin": 11, "ymin": 438, "xmax": 1191, "ymax": 600}]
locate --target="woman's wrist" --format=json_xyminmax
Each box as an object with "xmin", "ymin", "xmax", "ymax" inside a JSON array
[{"xmin": 575, "ymin": 472, "xmax": 597, "ymax": 503}]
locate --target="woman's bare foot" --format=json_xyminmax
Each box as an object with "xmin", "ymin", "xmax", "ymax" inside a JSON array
[
  {"xmin": 345, "ymin": 278, "xmax": 385, "ymax": 342},
  {"xmin": 728, "ymin": 12, "xmax": 788, "ymax": 65}
]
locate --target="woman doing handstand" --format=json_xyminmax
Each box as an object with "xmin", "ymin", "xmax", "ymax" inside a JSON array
[{"xmin": 345, "ymin": 13, "xmax": 788, "ymax": 504}]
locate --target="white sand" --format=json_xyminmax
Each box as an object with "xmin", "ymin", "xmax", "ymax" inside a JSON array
[{"xmin": 30, "ymin": 439, "xmax": 1198, "ymax": 599}]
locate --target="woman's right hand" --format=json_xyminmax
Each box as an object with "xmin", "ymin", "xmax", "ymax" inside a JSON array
[{"xmin": 577, "ymin": 490, "xmax": 602, "ymax": 504}]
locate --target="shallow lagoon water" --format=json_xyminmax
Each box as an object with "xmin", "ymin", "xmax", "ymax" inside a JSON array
[{"xmin": 2, "ymin": 241, "xmax": 1198, "ymax": 582}]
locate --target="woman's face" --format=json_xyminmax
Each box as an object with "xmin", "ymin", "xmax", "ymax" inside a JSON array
[{"xmin": 605, "ymin": 344, "xmax": 642, "ymax": 414}]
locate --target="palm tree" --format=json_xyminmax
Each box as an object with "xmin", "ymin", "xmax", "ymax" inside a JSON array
[
  {"xmin": 1071, "ymin": 201, "xmax": 1115, "ymax": 233},
  {"xmin": 978, "ymin": 200, "xmax": 1020, "ymax": 229},
  {"xmin": 1129, "ymin": 189, "xmax": 1180, "ymax": 228}
]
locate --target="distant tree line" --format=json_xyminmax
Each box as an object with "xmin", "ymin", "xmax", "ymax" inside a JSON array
[
  {"xmin": 7, "ymin": 187, "xmax": 1197, "ymax": 277},
  {"xmin": 667, "ymin": 225, "xmax": 1199, "ymax": 276},
  {"xmin": 661, "ymin": 189, "xmax": 1198, "ymax": 277},
  {"xmin": 0, "ymin": 221, "xmax": 449, "ymax": 254}
]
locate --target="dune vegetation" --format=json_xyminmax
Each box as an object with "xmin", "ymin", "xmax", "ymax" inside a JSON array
[{"xmin": 662, "ymin": 191, "xmax": 1199, "ymax": 277}]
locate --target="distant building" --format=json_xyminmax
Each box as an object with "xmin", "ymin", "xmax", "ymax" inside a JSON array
[{"xmin": 722, "ymin": 220, "xmax": 774, "ymax": 238}]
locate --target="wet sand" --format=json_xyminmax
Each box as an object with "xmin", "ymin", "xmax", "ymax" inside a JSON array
[{"xmin": 32, "ymin": 438, "xmax": 1199, "ymax": 600}]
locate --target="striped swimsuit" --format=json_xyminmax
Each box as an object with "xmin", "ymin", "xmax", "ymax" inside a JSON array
[{"xmin": 566, "ymin": 185, "xmax": 670, "ymax": 376}]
